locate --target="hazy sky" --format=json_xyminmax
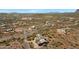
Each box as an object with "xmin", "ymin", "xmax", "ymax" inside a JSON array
[{"xmin": 0, "ymin": 9, "xmax": 76, "ymax": 13}]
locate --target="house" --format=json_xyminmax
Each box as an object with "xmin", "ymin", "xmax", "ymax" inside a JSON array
[
  {"xmin": 14, "ymin": 27, "xmax": 23, "ymax": 33},
  {"xmin": 57, "ymin": 28, "xmax": 66, "ymax": 35}
]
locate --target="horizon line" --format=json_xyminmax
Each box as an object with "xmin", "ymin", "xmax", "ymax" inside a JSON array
[{"xmin": 0, "ymin": 9, "xmax": 76, "ymax": 13}]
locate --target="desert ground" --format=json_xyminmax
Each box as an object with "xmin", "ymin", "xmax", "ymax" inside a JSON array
[{"xmin": 0, "ymin": 13, "xmax": 79, "ymax": 49}]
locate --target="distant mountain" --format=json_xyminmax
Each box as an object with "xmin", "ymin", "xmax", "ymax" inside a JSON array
[{"xmin": 75, "ymin": 9, "xmax": 79, "ymax": 12}]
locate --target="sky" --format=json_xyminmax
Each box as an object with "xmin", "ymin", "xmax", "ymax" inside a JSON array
[{"xmin": 0, "ymin": 9, "xmax": 76, "ymax": 13}]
